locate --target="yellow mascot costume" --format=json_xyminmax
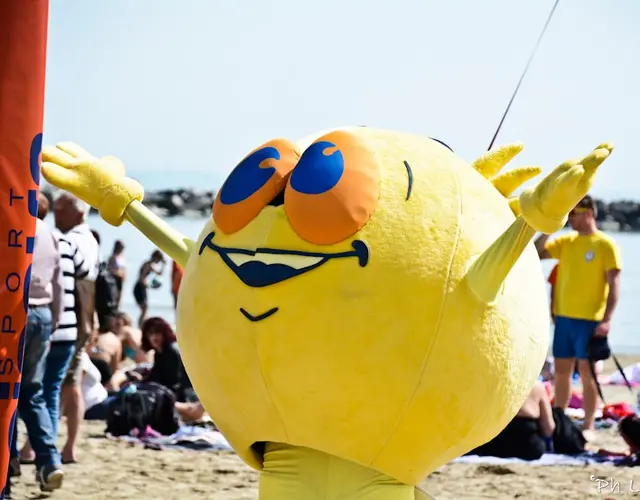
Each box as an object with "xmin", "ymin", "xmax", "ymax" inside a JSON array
[{"xmin": 41, "ymin": 128, "xmax": 612, "ymax": 499}]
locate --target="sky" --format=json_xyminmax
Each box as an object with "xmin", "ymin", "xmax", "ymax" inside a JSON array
[{"xmin": 43, "ymin": 0, "xmax": 640, "ymax": 200}]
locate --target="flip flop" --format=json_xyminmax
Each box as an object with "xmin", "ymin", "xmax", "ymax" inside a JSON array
[{"xmin": 61, "ymin": 459, "xmax": 77, "ymax": 465}]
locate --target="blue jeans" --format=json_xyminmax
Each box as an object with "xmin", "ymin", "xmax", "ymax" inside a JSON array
[
  {"xmin": 10, "ymin": 306, "xmax": 60, "ymax": 467},
  {"xmin": 42, "ymin": 341, "xmax": 76, "ymax": 438}
]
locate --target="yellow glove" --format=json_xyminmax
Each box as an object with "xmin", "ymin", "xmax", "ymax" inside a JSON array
[
  {"xmin": 518, "ymin": 143, "xmax": 613, "ymax": 233},
  {"xmin": 41, "ymin": 142, "xmax": 144, "ymax": 226}
]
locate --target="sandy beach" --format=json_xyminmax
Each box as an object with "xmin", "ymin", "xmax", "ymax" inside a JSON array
[{"xmin": 9, "ymin": 356, "xmax": 640, "ymax": 500}]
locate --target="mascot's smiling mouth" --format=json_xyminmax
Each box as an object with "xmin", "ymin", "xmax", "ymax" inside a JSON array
[
  {"xmin": 199, "ymin": 230, "xmax": 369, "ymax": 289},
  {"xmin": 198, "ymin": 231, "xmax": 369, "ymax": 322}
]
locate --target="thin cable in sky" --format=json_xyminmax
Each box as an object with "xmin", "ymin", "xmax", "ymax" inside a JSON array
[{"xmin": 487, "ymin": 0, "xmax": 561, "ymax": 151}]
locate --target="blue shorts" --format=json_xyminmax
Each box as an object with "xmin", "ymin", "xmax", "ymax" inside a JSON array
[{"xmin": 553, "ymin": 316, "xmax": 598, "ymax": 360}]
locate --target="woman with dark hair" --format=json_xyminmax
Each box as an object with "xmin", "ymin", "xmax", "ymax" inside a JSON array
[{"xmin": 139, "ymin": 317, "xmax": 193, "ymax": 402}]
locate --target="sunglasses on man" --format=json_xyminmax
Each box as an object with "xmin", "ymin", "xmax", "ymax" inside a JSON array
[{"xmin": 569, "ymin": 207, "xmax": 590, "ymax": 217}]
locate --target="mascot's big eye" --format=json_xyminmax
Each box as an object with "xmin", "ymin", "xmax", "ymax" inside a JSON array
[
  {"xmin": 285, "ymin": 130, "xmax": 380, "ymax": 245},
  {"xmin": 213, "ymin": 139, "xmax": 300, "ymax": 234}
]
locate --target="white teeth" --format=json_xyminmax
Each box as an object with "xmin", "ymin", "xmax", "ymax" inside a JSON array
[{"xmin": 227, "ymin": 253, "xmax": 323, "ymax": 270}]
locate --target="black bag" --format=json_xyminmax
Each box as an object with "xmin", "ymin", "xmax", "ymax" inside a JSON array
[
  {"xmin": 588, "ymin": 335, "xmax": 611, "ymax": 361},
  {"xmin": 106, "ymin": 382, "xmax": 180, "ymax": 437},
  {"xmin": 95, "ymin": 261, "xmax": 119, "ymax": 326},
  {"xmin": 551, "ymin": 407, "xmax": 586, "ymax": 455}
]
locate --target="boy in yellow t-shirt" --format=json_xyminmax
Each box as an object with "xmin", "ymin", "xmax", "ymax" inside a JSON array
[{"xmin": 534, "ymin": 195, "xmax": 622, "ymax": 435}]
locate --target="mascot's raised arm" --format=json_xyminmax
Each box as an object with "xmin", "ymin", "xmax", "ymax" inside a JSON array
[{"xmin": 41, "ymin": 130, "xmax": 612, "ymax": 499}]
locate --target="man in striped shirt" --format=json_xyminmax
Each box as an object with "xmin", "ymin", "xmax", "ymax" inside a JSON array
[{"xmin": 53, "ymin": 192, "xmax": 99, "ymax": 463}]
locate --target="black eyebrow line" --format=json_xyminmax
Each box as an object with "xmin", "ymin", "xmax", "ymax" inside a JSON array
[
  {"xmin": 429, "ymin": 137, "xmax": 454, "ymax": 152},
  {"xmin": 403, "ymin": 160, "xmax": 413, "ymax": 201}
]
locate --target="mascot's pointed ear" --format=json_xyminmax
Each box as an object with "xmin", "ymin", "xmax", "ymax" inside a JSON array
[
  {"xmin": 491, "ymin": 166, "xmax": 542, "ymax": 197},
  {"xmin": 471, "ymin": 143, "xmax": 524, "ymax": 179}
]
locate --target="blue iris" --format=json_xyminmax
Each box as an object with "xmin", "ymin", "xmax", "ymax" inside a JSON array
[
  {"xmin": 290, "ymin": 141, "xmax": 344, "ymax": 195},
  {"xmin": 219, "ymin": 146, "xmax": 281, "ymax": 205}
]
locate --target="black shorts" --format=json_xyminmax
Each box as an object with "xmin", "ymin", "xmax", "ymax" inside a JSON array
[{"xmin": 133, "ymin": 282, "xmax": 148, "ymax": 307}]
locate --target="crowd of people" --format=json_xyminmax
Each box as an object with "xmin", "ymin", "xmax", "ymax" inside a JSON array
[
  {"xmin": 104, "ymin": 237, "xmax": 183, "ymax": 327},
  {"xmin": 8, "ymin": 191, "xmax": 194, "ymax": 494}
]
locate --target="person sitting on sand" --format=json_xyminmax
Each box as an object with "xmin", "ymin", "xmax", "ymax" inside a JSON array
[
  {"xmin": 79, "ymin": 346, "xmax": 204, "ymax": 423},
  {"xmin": 127, "ymin": 317, "xmax": 195, "ymax": 402},
  {"xmin": 78, "ymin": 348, "xmax": 113, "ymax": 421},
  {"xmin": 92, "ymin": 312, "xmax": 148, "ymax": 392},
  {"xmin": 595, "ymin": 414, "xmax": 640, "ymax": 465},
  {"xmin": 470, "ymin": 381, "xmax": 556, "ymax": 460},
  {"xmin": 133, "ymin": 250, "xmax": 165, "ymax": 326},
  {"xmin": 112, "ymin": 311, "xmax": 147, "ymax": 364},
  {"xmin": 87, "ymin": 322, "xmax": 122, "ymax": 387}
]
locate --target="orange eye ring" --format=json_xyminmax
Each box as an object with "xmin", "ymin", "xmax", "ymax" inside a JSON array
[
  {"xmin": 213, "ymin": 139, "xmax": 300, "ymax": 234},
  {"xmin": 285, "ymin": 130, "xmax": 380, "ymax": 245}
]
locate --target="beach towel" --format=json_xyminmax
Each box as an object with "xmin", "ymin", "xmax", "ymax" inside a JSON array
[
  {"xmin": 107, "ymin": 425, "xmax": 233, "ymax": 452},
  {"xmin": 603, "ymin": 363, "xmax": 640, "ymax": 386},
  {"xmin": 452, "ymin": 452, "xmax": 622, "ymax": 466}
]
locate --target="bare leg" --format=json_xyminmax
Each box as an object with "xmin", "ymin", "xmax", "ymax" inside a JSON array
[
  {"xmin": 61, "ymin": 383, "xmax": 84, "ymax": 462},
  {"xmin": 20, "ymin": 439, "xmax": 35, "ymax": 462},
  {"xmin": 553, "ymin": 357, "xmax": 574, "ymax": 409},
  {"xmin": 175, "ymin": 402, "xmax": 205, "ymax": 422},
  {"xmin": 577, "ymin": 359, "xmax": 598, "ymax": 431},
  {"xmin": 138, "ymin": 304, "xmax": 147, "ymax": 328}
]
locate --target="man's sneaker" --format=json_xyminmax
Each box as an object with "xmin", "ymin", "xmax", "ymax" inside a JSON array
[{"xmin": 36, "ymin": 465, "xmax": 64, "ymax": 492}]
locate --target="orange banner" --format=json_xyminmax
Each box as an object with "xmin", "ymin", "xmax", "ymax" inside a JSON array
[{"xmin": 0, "ymin": 1, "xmax": 49, "ymax": 496}]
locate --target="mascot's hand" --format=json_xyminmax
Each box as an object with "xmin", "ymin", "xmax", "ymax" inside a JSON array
[
  {"xmin": 519, "ymin": 143, "xmax": 613, "ymax": 233},
  {"xmin": 41, "ymin": 143, "xmax": 144, "ymax": 226}
]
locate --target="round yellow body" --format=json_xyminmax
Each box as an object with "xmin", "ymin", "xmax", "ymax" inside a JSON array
[{"xmin": 176, "ymin": 126, "xmax": 549, "ymax": 485}]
